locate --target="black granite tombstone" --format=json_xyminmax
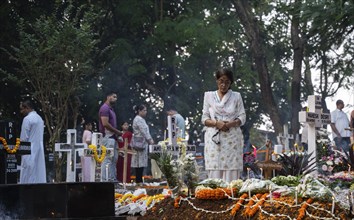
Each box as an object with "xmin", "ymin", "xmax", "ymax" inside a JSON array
[
  {"xmin": 0, "ymin": 182, "xmax": 115, "ymax": 219},
  {"xmin": 0, "ymin": 120, "xmax": 31, "ymax": 184}
]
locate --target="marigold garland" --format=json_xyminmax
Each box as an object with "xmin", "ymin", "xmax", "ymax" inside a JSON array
[
  {"xmin": 88, "ymin": 144, "xmax": 107, "ymax": 164},
  {"xmin": 174, "ymin": 196, "xmax": 181, "ymax": 208},
  {"xmin": 230, "ymin": 193, "xmax": 248, "ymax": 216},
  {"xmin": 243, "ymin": 193, "xmax": 262, "ymax": 216},
  {"xmin": 0, "ymin": 137, "xmax": 21, "ymax": 154},
  {"xmin": 246, "ymin": 193, "xmax": 269, "ymax": 217},
  {"xmin": 132, "ymin": 194, "xmax": 147, "ymax": 202},
  {"xmin": 296, "ymin": 198, "xmax": 313, "ymax": 220},
  {"xmin": 195, "ymin": 187, "xmax": 237, "ymax": 200}
]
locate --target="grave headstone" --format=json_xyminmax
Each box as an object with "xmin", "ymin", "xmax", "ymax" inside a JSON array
[
  {"xmin": 55, "ymin": 129, "xmax": 86, "ymax": 182},
  {"xmin": 83, "ymin": 132, "xmax": 113, "ymax": 182},
  {"xmin": 277, "ymin": 123, "xmax": 293, "ymax": 151},
  {"xmin": 299, "ymin": 95, "xmax": 331, "ymax": 165},
  {"xmin": 0, "ymin": 120, "xmax": 31, "ymax": 184}
]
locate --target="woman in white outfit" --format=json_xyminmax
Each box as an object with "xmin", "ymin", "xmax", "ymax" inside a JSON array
[{"xmin": 201, "ymin": 69, "xmax": 246, "ymax": 183}]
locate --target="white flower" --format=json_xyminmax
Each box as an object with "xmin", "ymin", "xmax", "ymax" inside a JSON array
[
  {"xmin": 326, "ymin": 161, "xmax": 333, "ymax": 166},
  {"xmin": 334, "ymin": 158, "xmax": 341, "ymax": 165},
  {"xmin": 322, "ymin": 165, "xmax": 328, "ymax": 171}
]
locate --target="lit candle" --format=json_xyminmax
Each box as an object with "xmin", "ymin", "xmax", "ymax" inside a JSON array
[
  {"xmin": 332, "ymin": 197, "xmax": 335, "ymax": 214},
  {"xmin": 248, "ymin": 189, "xmax": 251, "ymax": 198},
  {"xmin": 260, "ymin": 168, "xmax": 263, "ymax": 180},
  {"xmin": 143, "ymin": 176, "xmax": 145, "ymax": 183},
  {"xmin": 164, "ymin": 130, "xmax": 167, "ymax": 140},
  {"xmin": 247, "ymin": 168, "xmax": 251, "ymax": 179}
]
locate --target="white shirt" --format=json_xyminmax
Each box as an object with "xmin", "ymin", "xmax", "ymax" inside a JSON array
[{"xmin": 331, "ymin": 109, "xmax": 350, "ymax": 138}]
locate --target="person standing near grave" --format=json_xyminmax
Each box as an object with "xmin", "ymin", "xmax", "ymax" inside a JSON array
[
  {"xmin": 82, "ymin": 121, "xmax": 93, "ymax": 145},
  {"xmin": 117, "ymin": 121, "xmax": 133, "ymax": 183},
  {"xmin": 167, "ymin": 109, "xmax": 186, "ymax": 139},
  {"xmin": 99, "ymin": 91, "xmax": 122, "ymax": 181},
  {"xmin": 19, "ymin": 99, "xmax": 46, "ymax": 183},
  {"xmin": 330, "ymin": 99, "xmax": 351, "ymax": 151},
  {"xmin": 201, "ymin": 68, "xmax": 246, "ymax": 182},
  {"xmin": 131, "ymin": 104, "xmax": 154, "ymax": 183}
]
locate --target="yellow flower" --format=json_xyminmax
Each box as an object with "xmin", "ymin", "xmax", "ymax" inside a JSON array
[
  {"xmin": 0, "ymin": 137, "xmax": 21, "ymax": 154},
  {"xmin": 88, "ymin": 144, "xmax": 107, "ymax": 164}
]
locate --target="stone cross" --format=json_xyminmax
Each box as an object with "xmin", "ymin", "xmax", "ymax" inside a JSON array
[
  {"xmin": 277, "ymin": 123, "xmax": 293, "ymax": 151},
  {"xmin": 299, "ymin": 95, "xmax": 331, "ymax": 164},
  {"xmin": 55, "ymin": 129, "xmax": 86, "ymax": 182},
  {"xmin": 83, "ymin": 132, "xmax": 114, "ymax": 182},
  {"xmin": 118, "ymin": 138, "xmax": 136, "ymax": 184}
]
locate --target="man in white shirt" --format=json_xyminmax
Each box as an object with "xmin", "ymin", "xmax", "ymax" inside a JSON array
[
  {"xmin": 330, "ymin": 99, "xmax": 351, "ymax": 152},
  {"xmin": 19, "ymin": 100, "xmax": 46, "ymax": 183}
]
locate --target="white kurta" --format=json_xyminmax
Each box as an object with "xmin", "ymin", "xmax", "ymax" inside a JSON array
[
  {"xmin": 131, "ymin": 115, "xmax": 152, "ymax": 168},
  {"xmin": 20, "ymin": 111, "xmax": 46, "ymax": 183},
  {"xmin": 201, "ymin": 90, "xmax": 246, "ymax": 171}
]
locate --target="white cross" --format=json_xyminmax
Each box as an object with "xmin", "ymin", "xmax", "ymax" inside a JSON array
[
  {"xmin": 167, "ymin": 115, "xmax": 177, "ymax": 146},
  {"xmin": 55, "ymin": 129, "xmax": 86, "ymax": 182},
  {"xmin": 83, "ymin": 132, "xmax": 113, "ymax": 182},
  {"xmin": 299, "ymin": 95, "xmax": 331, "ymax": 166},
  {"xmin": 277, "ymin": 123, "xmax": 294, "ymax": 152}
]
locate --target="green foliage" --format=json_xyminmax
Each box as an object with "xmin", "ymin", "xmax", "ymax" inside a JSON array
[
  {"xmin": 150, "ymin": 151, "xmax": 180, "ymax": 188},
  {"xmin": 277, "ymin": 151, "xmax": 317, "ymax": 176}
]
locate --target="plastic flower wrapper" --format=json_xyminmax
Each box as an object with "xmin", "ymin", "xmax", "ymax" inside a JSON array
[
  {"xmin": 299, "ymin": 174, "xmax": 333, "ymax": 200},
  {"xmin": 239, "ymin": 179, "xmax": 279, "ymax": 194},
  {"xmin": 198, "ymin": 178, "xmax": 229, "ymax": 189}
]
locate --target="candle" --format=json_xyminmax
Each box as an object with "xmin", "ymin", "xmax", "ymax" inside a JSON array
[
  {"xmin": 143, "ymin": 176, "xmax": 145, "ymax": 183},
  {"xmin": 295, "ymin": 186, "xmax": 298, "ymax": 205},
  {"xmin": 164, "ymin": 130, "xmax": 167, "ymax": 140},
  {"xmin": 248, "ymin": 189, "xmax": 251, "ymax": 198},
  {"xmin": 351, "ymin": 192, "xmax": 354, "ymax": 215},
  {"xmin": 167, "ymin": 116, "xmax": 172, "ymax": 145},
  {"xmin": 230, "ymin": 184, "xmax": 234, "ymax": 198},
  {"xmin": 332, "ymin": 197, "xmax": 335, "ymax": 214},
  {"xmin": 247, "ymin": 168, "xmax": 251, "ymax": 179},
  {"xmin": 105, "ymin": 164, "xmax": 109, "ymax": 181},
  {"xmin": 349, "ymin": 164, "xmax": 351, "ymax": 173},
  {"xmin": 260, "ymin": 168, "xmax": 263, "ymax": 180},
  {"xmin": 269, "ymin": 185, "xmax": 272, "ymax": 204}
]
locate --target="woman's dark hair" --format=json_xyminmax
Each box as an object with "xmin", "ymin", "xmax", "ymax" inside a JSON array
[
  {"xmin": 84, "ymin": 121, "xmax": 92, "ymax": 127},
  {"xmin": 134, "ymin": 104, "xmax": 146, "ymax": 115},
  {"xmin": 215, "ymin": 69, "xmax": 234, "ymax": 88}
]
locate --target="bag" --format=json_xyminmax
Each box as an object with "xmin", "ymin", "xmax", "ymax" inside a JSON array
[{"xmin": 131, "ymin": 136, "xmax": 145, "ymax": 151}]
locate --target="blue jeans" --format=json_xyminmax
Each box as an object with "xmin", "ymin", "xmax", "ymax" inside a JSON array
[
  {"xmin": 334, "ymin": 137, "xmax": 351, "ymax": 152},
  {"xmin": 101, "ymin": 137, "xmax": 118, "ymax": 181}
]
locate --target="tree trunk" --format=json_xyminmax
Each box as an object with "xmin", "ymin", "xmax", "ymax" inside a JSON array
[
  {"xmin": 290, "ymin": 0, "xmax": 304, "ymax": 137},
  {"xmin": 233, "ymin": 0, "xmax": 283, "ymax": 133}
]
